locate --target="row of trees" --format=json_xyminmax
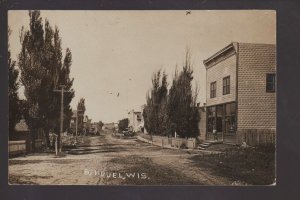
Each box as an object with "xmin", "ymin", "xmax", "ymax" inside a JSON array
[
  {"xmin": 9, "ymin": 10, "xmax": 75, "ymax": 149},
  {"xmin": 143, "ymin": 51, "xmax": 200, "ymax": 138}
]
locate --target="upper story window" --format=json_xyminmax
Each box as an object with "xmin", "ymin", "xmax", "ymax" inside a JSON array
[
  {"xmin": 266, "ymin": 73, "xmax": 276, "ymax": 92},
  {"xmin": 223, "ymin": 76, "xmax": 230, "ymax": 95},
  {"xmin": 210, "ymin": 81, "xmax": 216, "ymax": 98},
  {"xmin": 136, "ymin": 114, "xmax": 142, "ymax": 121}
]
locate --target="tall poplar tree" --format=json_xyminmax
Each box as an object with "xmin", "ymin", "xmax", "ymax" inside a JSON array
[
  {"xmin": 143, "ymin": 70, "xmax": 168, "ymax": 135},
  {"xmin": 18, "ymin": 11, "xmax": 45, "ymax": 149},
  {"xmin": 18, "ymin": 10, "xmax": 75, "ymax": 149},
  {"xmin": 8, "ymin": 27, "xmax": 21, "ymax": 133},
  {"xmin": 167, "ymin": 50, "xmax": 200, "ymax": 138},
  {"xmin": 61, "ymin": 48, "xmax": 75, "ymax": 131}
]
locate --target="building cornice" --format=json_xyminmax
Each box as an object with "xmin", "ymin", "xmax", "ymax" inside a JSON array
[{"xmin": 203, "ymin": 42, "xmax": 238, "ymax": 69}]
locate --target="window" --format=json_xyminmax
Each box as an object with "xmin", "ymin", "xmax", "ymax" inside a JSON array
[
  {"xmin": 266, "ymin": 73, "xmax": 276, "ymax": 92},
  {"xmin": 223, "ymin": 76, "xmax": 230, "ymax": 95},
  {"xmin": 207, "ymin": 103, "xmax": 236, "ymax": 135},
  {"xmin": 210, "ymin": 81, "xmax": 216, "ymax": 98}
]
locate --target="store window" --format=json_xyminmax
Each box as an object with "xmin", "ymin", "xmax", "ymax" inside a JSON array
[{"xmin": 207, "ymin": 103, "xmax": 236, "ymax": 135}]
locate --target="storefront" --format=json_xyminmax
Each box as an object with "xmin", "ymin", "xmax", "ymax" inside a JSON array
[{"xmin": 206, "ymin": 102, "xmax": 236, "ymax": 142}]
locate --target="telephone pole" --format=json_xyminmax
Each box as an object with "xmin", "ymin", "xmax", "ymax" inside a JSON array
[{"xmin": 54, "ymin": 85, "xmax": 71, "ymax": 153}]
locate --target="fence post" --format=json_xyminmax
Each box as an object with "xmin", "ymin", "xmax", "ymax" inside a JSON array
[{"xmin": 55, "ymin": 137, "xmax": 58, "ymax": 156}]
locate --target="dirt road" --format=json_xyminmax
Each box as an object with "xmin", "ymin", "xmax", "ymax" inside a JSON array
[{"xmin": 9, "ymin": 131, "xmax": 232, "ymax": 185}]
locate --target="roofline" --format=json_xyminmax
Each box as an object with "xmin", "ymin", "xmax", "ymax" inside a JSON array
[
  {"xmin": 128, "ymin": 110, "xmax": 142, "ymax": 114},
  {"xmin": 235, "ymin": 42, "xmax": 276, "ymax": 46},
  {"xmin": 203, "ymin": 42, "xmax": 276, "ymax": 69},
  {"xmin": 203, "ymin": 42, "xmax": 237, "ymax": 67}
]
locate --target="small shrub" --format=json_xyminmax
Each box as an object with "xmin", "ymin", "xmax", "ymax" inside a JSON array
[{"xmin": 180, "ymin": 143, "xmax": 188, "ymax": 149}]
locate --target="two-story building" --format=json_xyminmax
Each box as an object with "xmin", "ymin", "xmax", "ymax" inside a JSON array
[
  {"xmin": 203, "ymin": 42, "xmax": 276, "ymax": 145},
  {"xmin": 128, "ymin": 109, "xmax": 143, "ymax": 132}
]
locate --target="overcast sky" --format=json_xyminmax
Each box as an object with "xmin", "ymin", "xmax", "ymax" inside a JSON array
[{"xmin": 8, "ymin": 10, "xmax": 275, "ymax": 123}]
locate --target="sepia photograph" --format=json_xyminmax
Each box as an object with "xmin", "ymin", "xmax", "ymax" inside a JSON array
[{"xmin": 8, "ymin": 10, "xmax": 276, "ymax": 186}]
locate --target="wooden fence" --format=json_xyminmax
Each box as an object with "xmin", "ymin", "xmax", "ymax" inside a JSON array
[
  {"xmin": 237, "ymin": 129, "xmax": 276, "ymax": 146},
  {"xmin": 9, "ymin": 140, "xmax": 26, "ymax": 156},
  {"xmin": 139, "ymin": 134, "xmax": 196, "ymax": 149},
  {"xmin": 9, "ymin": 139, "xmax": 45, "ymax": 156}
]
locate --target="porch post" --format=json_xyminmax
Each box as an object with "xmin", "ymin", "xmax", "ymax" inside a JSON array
[{"xmin": 222, "ymin": 104, "xmax": 225, "ymax": 142}]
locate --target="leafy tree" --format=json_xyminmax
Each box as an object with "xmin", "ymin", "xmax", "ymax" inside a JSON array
[
  {"xmin": 143, "ymin": 70, "xmax": 168, "ymax": 136},
  {"xmin": 61, "ymin": 48, "xmax": 75, "ymax": 131},
  {"xmin": 143, "ymin": 94, "xmax": 152, "ymax": 134},
  {"xmin": 18, "ymin": 10, "xmax": 46, "ymax": 150},
  {"xmin": 118, "ymin": 118, "xmax": 129, "ymax": 132},
  {"xmin": 143, "ymin": 50, "xmax": 200, "ymax": 138},
  {"xmin": 8, "ymin": 27, "xmax": 21, "ymax": 133},
  {"xmin": 42, "ymin": 22, "xmax": 74, "ymax": 140},
  {"xmin": 18, "ymin": 10, "xmax": 75, "ymax": 149},
  {"xmin": 167, "ymin": 50, "xmax": 200, "ymax": 138},
  {"xmin": 97, "ymin": 121, "xmax": 104, "ymax": 132},
  {"xmin": 38, "ymin": 19, "xmax": 61, "ymax": 143}
]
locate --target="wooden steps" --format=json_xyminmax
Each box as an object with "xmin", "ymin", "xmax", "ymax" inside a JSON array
[{"xmin": 196, "ymin": 140, "xmax": 223, "ymax": 150}]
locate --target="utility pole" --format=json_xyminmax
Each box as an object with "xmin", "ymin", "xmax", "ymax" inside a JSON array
[{"xmin": 53, "ymin": 85, "xmax": 71, "ymax": 153}]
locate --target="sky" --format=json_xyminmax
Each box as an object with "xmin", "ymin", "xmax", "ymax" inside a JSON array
[{"xmin": 8, "ymin": 10, "xmax": 276, "ymax": 123}]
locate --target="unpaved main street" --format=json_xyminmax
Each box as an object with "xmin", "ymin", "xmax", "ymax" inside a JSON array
[{"xmin": 9, "ymin": 131, "xmax": 232, "ymax": 185}]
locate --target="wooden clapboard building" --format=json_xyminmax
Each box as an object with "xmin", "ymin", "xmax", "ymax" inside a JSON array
[{"xmin": 203, "ymin": 42, "xmax": 276, "ymax": 145}]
